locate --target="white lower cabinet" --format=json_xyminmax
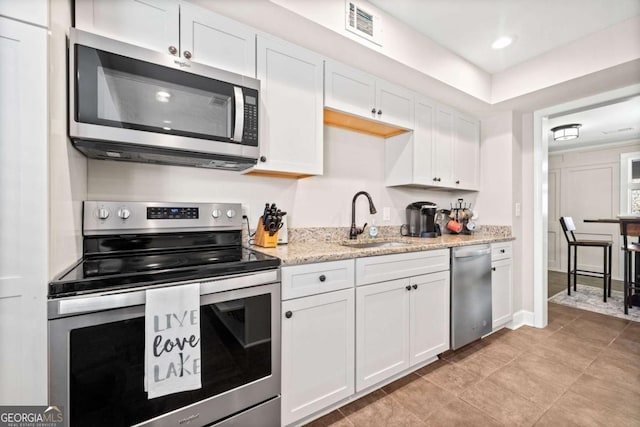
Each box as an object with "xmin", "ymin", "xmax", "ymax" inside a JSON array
[
  {"xmin": 409, "ymin": 272, "xmax": 450, "ymax": 365},
  {"xmin": 491, "ymin": 243, "xmax": 513, "ymax": 330},
  {"xmin": 355, "ymin": 252, "xmax": 450, "ymax": 392},
  {"xmin": 281, "ymin": 250, "xmax": 451, "ymax": 424},
  {"xmin": 281, "ymin": 289, "xmax": 355, "ymax": 426},
  {"xmin": 356, "ymin": 278, "xmax": 411, "ymax": 391}
]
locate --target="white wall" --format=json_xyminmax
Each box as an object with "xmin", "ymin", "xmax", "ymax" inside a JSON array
[
  {"xmin": 49, "ymin": 0, "xmax": 87, "ymax": 279},
  {"xmin": 87, "ymin": 126, "xmax": 478, "ymax": 232},
  {"xmin": 474, "ymin": 111, "xmax": 514, "ymax": 226}
]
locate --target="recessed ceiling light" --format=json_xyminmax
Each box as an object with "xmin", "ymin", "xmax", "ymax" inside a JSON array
[{"xmin": 491, "ymin": 36, "xmax": 514, "ymax": 50}]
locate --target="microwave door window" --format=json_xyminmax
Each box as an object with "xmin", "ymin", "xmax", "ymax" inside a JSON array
[
  {"xmin": 96, "ymin": 67, "xmax": 232, "ymax": 138},
  {"xmin": 76, "ymin": 45, "xmax": 235, "ymax": 143}
]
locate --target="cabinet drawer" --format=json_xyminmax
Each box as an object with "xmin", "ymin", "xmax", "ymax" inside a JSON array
[
  {"xmin": 282, "ymin": 259, "xmax": 355, "ymax": 300},
  {"xmin": 491, "ymin": 242, "xmax": 512, "ymax": 261},
  {"xmin": 356, "ymin": 249, "xmax": 449, "ymax": 286}
]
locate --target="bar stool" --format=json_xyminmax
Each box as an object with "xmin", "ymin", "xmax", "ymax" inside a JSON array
[
  {"xmin": 619, "ymin": 219, "xmax": 640, "ymax": 314},
  {"xmin": 559, "ymin": 217, "xmax": 612, "ymax": 302}
]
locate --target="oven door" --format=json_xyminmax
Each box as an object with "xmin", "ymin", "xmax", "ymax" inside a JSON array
[
  {"xmin": 69, "ymin": 28, "xmax": 259, "ymax": 159},
  {"xmin": 49, "ymin": 276, "xmax": 279, "ymax": 427}
]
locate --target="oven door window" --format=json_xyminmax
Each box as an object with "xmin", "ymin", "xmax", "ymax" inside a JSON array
[
  {"xmin": 68, "ymin": 293, "xmax": 272, "ymax": 427},
  {"xmin": 75, "ymin": 45, "xmax": 256, "ymax": 146}
]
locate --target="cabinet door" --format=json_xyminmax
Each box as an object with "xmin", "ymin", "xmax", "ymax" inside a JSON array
[
  {"xmin": 454, "ymin": 112, "xmax": 480, "ymax": 190},
  {"xmin": 432, "ymin": 105, "xmax": 455, "ymax": 186},
  {"xmin": 0, "ymin": 0, "xmax": 47, "ymax": 26},
  {"xmin": 492, "ymin": 258, "xmax": 513, "ymax": 329},
  {"xmin": 409, "ymin": 272, "xmax": 450, "ymax": 365},
  {"xmin": 375, "ymin": 80, "xmax": 413, "ymax": 129},
  {"xmin": 0, "ymin": 17, "xmax": 48, "ymax": 404},
  {"xmin": 324, "ymin": 60, "xmax": 377, "ymax": 120},
  {"xmin": 253, "ymin": 36, "xmax": 324, "ymax": 176},
  {"xmin": 75, "ymin": 0, "xmax": 179, "ymax": 54},
  {"xmin": 412, "ymin": 96, "xmax": 436, "ymax": 185},
  {"xmin": 281, "ymin": 289, "xmax": 355, "ymax": 426},
  {"xmin": 356, "ymin": 279, "xmax": 410, "ymax": 391},
  {"xmin": 179, "ymin": 2, "xmax": 256, "ymax": 76}
]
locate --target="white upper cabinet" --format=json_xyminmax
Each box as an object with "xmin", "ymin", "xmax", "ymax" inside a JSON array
[
  {"xmin": 179, "ymin": 2, "xmax": 255, "ymax": 75},
  {"xmin": 324, "ymin": 61, "xmax": 376, "ymax": 119},
  {"xmin": 0, "ymin": 0, "xmax": 48, "ymax": 27},
  {"xmin": 247, "ymin": 35, "xmax": 324, "ymax": 177},
  {"xmin": 325, "ymin": 60, "xmax": 413, "ymax": 130},
  {"xmin": 74, "ymin": 0, "xmax": 255, "ymax": 76},
  {"xmin": 454, "ymin": 112, "xmax": 480, "ymax": 190},
  {"xmin": 75, "ymin": 0, "xmax": 179, "ymax": 54},
  {"xmin": 385, "ymin": 97, "xmax": 480, "ymax": 191},
  {"xmin": 432, "ymin": 104, "xmax": 456, "ymax": 187},
  {"xmin": 376, "ymin": 79, "xmax": 414, "ymax": 130}
]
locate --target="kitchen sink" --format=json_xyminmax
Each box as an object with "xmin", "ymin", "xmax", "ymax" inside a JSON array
[{"xmin": 340, "ymin": 241, "xmax": 409, "ymax": 249}]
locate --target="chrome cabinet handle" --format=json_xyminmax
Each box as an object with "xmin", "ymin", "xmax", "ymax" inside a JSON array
[
  {"xmin": 183, "ymin": 50, "xmax": 192, "ymax": 59},
  {"xmin": 405, "ymin": 285, "xmax": 411, "ymax": 291},
  {"xmin": 377, "ymin": 110, "xmax": 382, "ymax": 115},
  {"xmin": 260, "ymin": 156, "xmax": 267, "ymax": 163},
  {"xmin": 319, "ymin": 275, "xmax": 326, "ymax": 282},
  {"xmin": 492, "ymin": 267, "xmax": 496, "ymax": 271},
  {"xmin": 500, "ymin": 249, "xmax": 506, "ymax": 253},
  {"xmin": 371, "ymin": 108, "xmax": 377, "ymax": 114},
  {"xmin": 412, "ymin": 284, "xmax": 418, "ymax": 290},
  {"xmin": 285, "ymin": 311, "xmax": 293, "ymax": 318},
  {"xmin": 168, "ymin": 45, "xmax": 177, "ymax": 55}
]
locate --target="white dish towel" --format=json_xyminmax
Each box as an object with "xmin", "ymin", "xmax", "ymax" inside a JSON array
[{"xmin": 145, "ymin": 283, "xmax": 202, "ymax": 399}]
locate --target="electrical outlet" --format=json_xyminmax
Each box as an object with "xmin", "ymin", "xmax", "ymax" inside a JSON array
[
  {"xmin": 383, "ymin": 207, "xmax": 391, "ymax": 221},
  {"xmin": 242, "ymin": 204, "xmax": 250, "ymax": 218},
  {"xmin": 515, "ymin": 202, "xmax": 521, "ymax": 217}
]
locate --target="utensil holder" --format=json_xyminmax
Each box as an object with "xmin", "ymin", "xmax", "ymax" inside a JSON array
[{"xmin": 255, "ymin": 218, "xmax": 279, "ymax": 248}]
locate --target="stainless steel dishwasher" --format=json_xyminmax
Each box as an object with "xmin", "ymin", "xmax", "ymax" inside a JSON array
[{"xmin": 451, "ymin": 244, "xmax": 492, "ymax": 350}]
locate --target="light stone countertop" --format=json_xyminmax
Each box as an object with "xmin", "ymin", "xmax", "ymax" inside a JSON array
[{"xmin": 250, "ymin": 233, "xmax": 515, "ymax": 265}]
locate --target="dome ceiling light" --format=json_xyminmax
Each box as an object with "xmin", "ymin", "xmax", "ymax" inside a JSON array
[{"xmin": 551, "ymin": 123, "xmax": 582, "ymax": 141}]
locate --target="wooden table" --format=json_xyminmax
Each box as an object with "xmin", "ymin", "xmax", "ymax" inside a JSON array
[{"xmin": 583, "ymin": 218, "xmax": 639, "ymax": 307}]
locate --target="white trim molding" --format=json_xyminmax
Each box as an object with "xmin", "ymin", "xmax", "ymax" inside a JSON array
[
  {"xmin": 532, "ymin": 83, "xmax": 640, "ymax": 330},
  {"xmin": 507, "ymin": 310, "xmax": 535, "ymax": 330}
]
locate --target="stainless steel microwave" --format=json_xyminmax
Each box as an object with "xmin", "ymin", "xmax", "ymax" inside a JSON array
[{"xmin": 69, "ymin": 29, "xmax": 260, "ymax": 171}]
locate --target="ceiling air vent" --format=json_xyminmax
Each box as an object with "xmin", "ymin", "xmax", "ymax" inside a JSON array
[{"xmin": 345, "ymin": 1, "xmax": 382, "ymax": 46}]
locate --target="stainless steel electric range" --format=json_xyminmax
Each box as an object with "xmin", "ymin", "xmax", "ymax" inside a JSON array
[{"xmin": 48, "ymin": 201, "xmax": 281, "ymax": 427}]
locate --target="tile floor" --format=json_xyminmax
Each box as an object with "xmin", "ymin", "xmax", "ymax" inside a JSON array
[{"xmin": 305, "ymin": 303, "xmax": 640, "ymax": 427}]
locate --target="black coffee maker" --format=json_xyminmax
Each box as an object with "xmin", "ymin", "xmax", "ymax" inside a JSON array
[{"xmin": 401, "ymin": 201, "xmax": 440, "ymax": 238}]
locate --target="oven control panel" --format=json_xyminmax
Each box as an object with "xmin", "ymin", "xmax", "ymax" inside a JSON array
[{"xmin": 83, "ymin": 201, "xmax": 242, "ymax": 235}]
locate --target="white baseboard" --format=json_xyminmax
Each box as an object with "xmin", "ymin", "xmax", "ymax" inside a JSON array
[{"xmin": 507, "ymin": 310, "xmax": 535, "ymax": 330}]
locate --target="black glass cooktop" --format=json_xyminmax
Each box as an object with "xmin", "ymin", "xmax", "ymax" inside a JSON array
[{"xmin": 49, "ymin": 232, "xmax": 280, "ymax": 297}]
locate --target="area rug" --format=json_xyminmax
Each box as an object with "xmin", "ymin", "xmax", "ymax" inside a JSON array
[{"xmin": 548, "ymin": 284, "xmax": 640, "ymax": 322}]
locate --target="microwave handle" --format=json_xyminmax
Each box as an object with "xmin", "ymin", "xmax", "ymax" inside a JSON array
[{"xmin": 232, "ymin": 86, "xmax": 244, "ymax": 142}]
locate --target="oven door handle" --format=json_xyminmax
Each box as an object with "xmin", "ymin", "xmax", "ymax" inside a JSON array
[
  {"xmin": 231, "ymin": 86, "xmax": 244, "ymax": 142},
  {"xmin": 49, "ymin": 270, "xmax": 279, "ymax": 318}
]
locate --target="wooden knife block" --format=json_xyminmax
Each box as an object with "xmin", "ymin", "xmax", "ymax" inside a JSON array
[{"xmin": 255, "ymin": 218, "xmax": 279, "ymax": 248}]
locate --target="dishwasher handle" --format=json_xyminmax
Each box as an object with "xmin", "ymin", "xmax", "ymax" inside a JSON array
[{"xmin": 453, "ymin": 248, "xmax": 491, "ymax": 258}]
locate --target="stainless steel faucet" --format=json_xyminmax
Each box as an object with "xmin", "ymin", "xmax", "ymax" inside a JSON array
[{"xmin": 350, "ymin": 191, "xmax": 377, "ymax": 239}]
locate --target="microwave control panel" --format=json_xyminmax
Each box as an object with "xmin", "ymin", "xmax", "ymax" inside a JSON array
[{"xmin": 242, "ymin": 91, "xmax": 258, "ymax": 145}]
